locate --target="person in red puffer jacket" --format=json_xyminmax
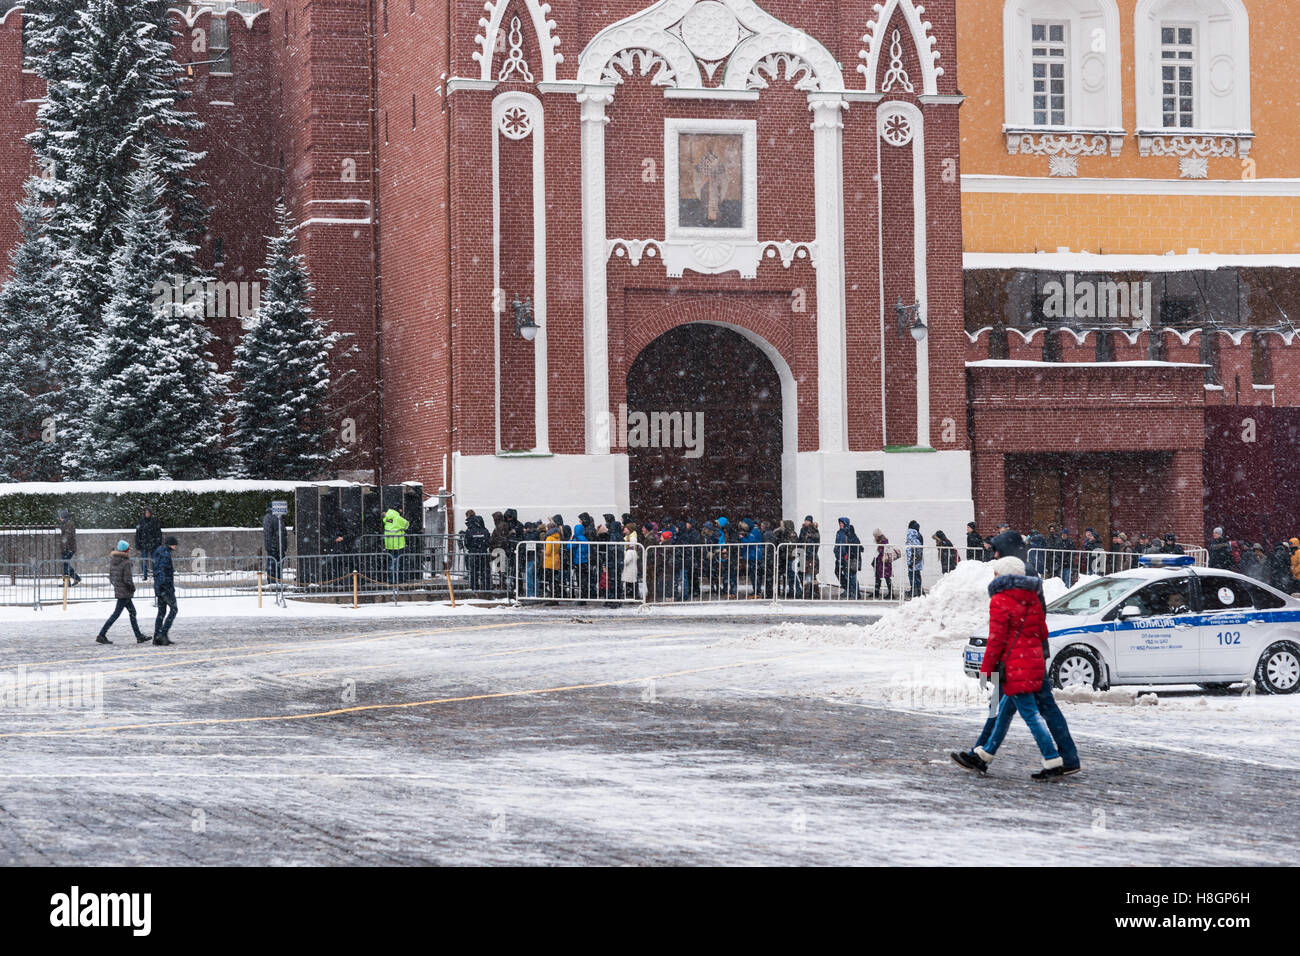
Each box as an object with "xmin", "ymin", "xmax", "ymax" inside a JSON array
[{"xmin": 953, "ymin": 554, "xmax": 1064, "ymax": 777}]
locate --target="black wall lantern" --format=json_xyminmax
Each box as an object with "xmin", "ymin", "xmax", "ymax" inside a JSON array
[
  {"xmin": 895, "ymin": 297, "xmax": 927, "ymax": 342},
  {"xmin": 512, "ymin": 295, "xmax": 539, "ymax": 342}
]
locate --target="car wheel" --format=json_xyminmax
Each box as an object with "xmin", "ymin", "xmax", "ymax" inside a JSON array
[
  {"xmin": 1051, "ymin": 645, "xmax": 1106, "ymax": 691},
  {"xmin": 1255, "ymin": 642, "xmax": 1300, "ymax": 695}
]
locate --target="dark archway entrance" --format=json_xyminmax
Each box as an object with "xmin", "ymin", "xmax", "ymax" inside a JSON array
[{"xmin": 626, "ymin": 323, "xmax": 782, "ymax": 522}]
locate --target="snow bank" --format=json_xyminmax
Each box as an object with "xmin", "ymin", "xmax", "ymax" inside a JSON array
[{"xmin": 858, "ymin": 560, "xmax": 997, "ymax": 649}]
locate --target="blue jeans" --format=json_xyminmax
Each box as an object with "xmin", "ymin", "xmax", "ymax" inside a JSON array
[
  {"xmin": 978, "ymin": 690, "xmax": 1060, "ymax": 762},
  {"xmin": 526, "ymin": 561, "xmax": 537, "ymax": 597},
  {"xmin": 387, "ymin": 551, "xmax": 402, "ymax": 585},
  {"xmin": 61, "ymin": 550, "xmax": 80, "ymax": 583},
  {"xmin": 975, "ymin": 674, "xmax": 1079, "ymax": 767}
]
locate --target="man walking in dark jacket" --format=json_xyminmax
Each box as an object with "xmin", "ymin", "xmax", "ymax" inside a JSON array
[
  {"xmin": 1208, "ymin": 527, "xmax": 1234, "ymax": 570},
  {"xmin": 135, "ymin": 507, "xmax": 162, "ymax": 580},
  {"xmin": 96, "ymin": 541, "xmax": 148, "ymax": 645},
  {"xmin": 152, "ymin": 536, "xmax": 180, "ymax": 645}
]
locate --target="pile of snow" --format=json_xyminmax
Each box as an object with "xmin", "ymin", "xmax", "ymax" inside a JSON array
[{"xmin": 858, "ymin": 559, "xmax": 998, "ymax": 649}]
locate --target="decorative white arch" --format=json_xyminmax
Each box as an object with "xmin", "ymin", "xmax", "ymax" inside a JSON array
[
  {"xmin": 168, "ymin": 4, "xmax": 268, "ymax": 28},
  {"xmin": 1001, "ymin": 0, "xmax": 1123, "ymax": 146},
  {"xmin": 1134, "ymin": 0, "xmax": 1251, "ymax": 155},
  {"xmin": 858, "ymin": 0, "xmax": 945, "ymax": 95},
  {"xmin": 473, "ymin": 0, "xmax": 565, "ymax": 83},
  {"xmin": 577, "ymin": 0, "xmax": 841, "ymax": 92}
]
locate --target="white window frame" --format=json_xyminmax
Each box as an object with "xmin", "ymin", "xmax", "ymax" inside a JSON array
[
  {"xmin": 1159, "ymin": 21, "xmax": 1197, "ymax": 129},
  {"xmin": 1030, "ymin": 20, "xmax": 1070, "ymax": 126},
  {"xmin": 1002, "ymin": 0, "xmax": 1124, "ymax": 152},
  {"xmin": 663, "ymin": 118, "xmax": 758, "ymax": 246},
  {"xmin": 1135, "ymin": 0, "xmax": 1251, "ymax": 143}
]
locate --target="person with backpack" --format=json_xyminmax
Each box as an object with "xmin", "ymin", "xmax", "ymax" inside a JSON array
[
  {"xmin": 96, "ymin": 541, "xmax": 148, "ymax": 645},
  {"xmin": 951, "ymin": 531, "xmax": 1079, "ymax": 780},
  {"xmin": 834, "ymin": 517, "xmax": 862, "ymax": 600}
]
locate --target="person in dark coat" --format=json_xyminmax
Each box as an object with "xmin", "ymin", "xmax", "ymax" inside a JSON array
[
  {"xmin": 1025, "ymin": 530, "xmax": 1047, "ymax": 576},
  {"xmin": 57, "ymin": 508, "xmax": 81, "ymax": 586},
  {"xmin": 262, "ymin": 505, "xmax": 288, "ymax": 580},
  {"xmin": 834, "ymin": 518, "xmax": 862, "ymax": 599},
  {"xmin": 96, "ymin": 541, "xmax": 148, "ymax": 645},
  {"xmin": 798, "ymin": 516, "xmax": 820, "ymax": 598},
  {"xmin": 463, "ymin": 514, "xmax": 492, "ymax": 591},
  {"xmin": 1208, "ymin": 527, "xmax": 1234, "ymax": 570},
  {"xmin": 151, "ymin": 536, "xmax": 180, "ymax": 645},
  {"xmin": 1162, "ymin": 532, "xmax": 1185, "ymax": 556},
  {"xmin": 135, "ymin": 507, "xmax": 162, "ymax": 580},
  {"xmin": 934, "ymin": 529, "xmax": 960, "ymax": 574},
  {"xmin": 676, "ymin": 517, "xmax": 701, "ymax": 599},
  {"xmin": 965, "ymin": 522, "xmax": 984, "ymax": 562},
  {"xmin": 1238, "ymin": 542, "xmax": 1267, "ymax": 583},
  {"xmin": 1269, "ymin": 541, "xmax": 1296, "ymax": 594}
]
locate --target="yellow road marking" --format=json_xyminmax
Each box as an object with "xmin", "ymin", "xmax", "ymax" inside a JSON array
[{"xmin": 0, "ymin": 652, "xmax": 815, "ymax": 738}]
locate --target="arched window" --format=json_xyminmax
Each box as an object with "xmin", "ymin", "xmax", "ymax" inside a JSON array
[
  {"xmin": 1002, "ymin": 0, "xmax": 1123, "ymax": 156},
  {"xmin": 1134, "ymin": 0, "xmax": 1251, "ymax": 158}
]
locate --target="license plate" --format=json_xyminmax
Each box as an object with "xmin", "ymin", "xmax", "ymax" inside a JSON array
[{"xmin": 965, "ymin": 649, "xmax": 984, "ymax": 665}]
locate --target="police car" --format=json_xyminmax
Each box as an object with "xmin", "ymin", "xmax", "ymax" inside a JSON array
[{"xmin": 962, "ymin": 555, "xmax": 1300, "ymax": 694}]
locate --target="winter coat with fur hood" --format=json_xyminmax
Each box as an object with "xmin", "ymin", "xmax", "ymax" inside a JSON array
[{"xmin": 979, "ymin": 557, "xmax": 1049, "ymax": 695}]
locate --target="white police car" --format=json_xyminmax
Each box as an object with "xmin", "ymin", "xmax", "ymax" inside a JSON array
[{"xmin": 963, "ymin": 555, "xmax": 1300, "ymax": 694}]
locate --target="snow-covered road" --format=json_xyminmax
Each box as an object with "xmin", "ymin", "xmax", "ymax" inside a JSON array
[{"xmin": 0, "ymin": 604, "xmax": 1294, "ymax": 865}]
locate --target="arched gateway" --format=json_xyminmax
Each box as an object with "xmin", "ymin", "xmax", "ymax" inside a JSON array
[{"xmin": 626, "ymin": 324, "xmax": 781, "ymax": 521}]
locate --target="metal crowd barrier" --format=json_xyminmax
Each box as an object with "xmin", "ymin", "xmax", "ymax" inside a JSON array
[
  {"xmin": 513, "ymin": 540, "xmax": 645, "ymax": 604},
  {"xmin": 1026, "ymin": 546, "xmax": 1209, "ymax": 583}
]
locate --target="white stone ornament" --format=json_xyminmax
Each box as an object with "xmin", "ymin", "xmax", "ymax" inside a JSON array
[
  {"xmin": 498, "ymin": 16, "xmax": 534, "ymax": 82},
  {"xmin": 1179, "ymin": 156, "xmax": 1209, "ymax": 179},
  {"xmin": 1048, "ymin": 155, "xmax": 1079, "ymax": 177},
  {"xmin": 679, "ymin": 0, "xmax": 742, "ymax": 61},
  {"xmin": 880, "ymin": 29, "xmax": 913, "ymax": 94},
  {"xmin": 880, "ymin": 108, "xmax": 913, "ymax": 147}
]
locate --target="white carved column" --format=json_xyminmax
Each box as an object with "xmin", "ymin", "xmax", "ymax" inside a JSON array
[
  {"xmin": 809, "ymin": 93, "xmax": 849, "ymax": 453},
  {"xmin": 578, "ymin": 86, "xmax": 615, "ymax": 455}
]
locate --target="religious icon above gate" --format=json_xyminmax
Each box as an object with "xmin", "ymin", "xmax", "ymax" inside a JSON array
[{"xmin": 677, "ymin": 133, "xmax": 744, "ymax": 229}]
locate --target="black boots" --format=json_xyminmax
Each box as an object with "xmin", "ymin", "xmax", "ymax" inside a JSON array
[{"xmin": 95, "ymin": 634, "xmax": 112, "ymax": 645}]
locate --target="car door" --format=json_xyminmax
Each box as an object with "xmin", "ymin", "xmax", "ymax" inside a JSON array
[
  {"xmin": 1195, "ymin": 575, "xmax": 1273, "ymax": 679},
  {"xmin": 1110, "ymin": 575, "xmax": 1199, "ymax": 679}
]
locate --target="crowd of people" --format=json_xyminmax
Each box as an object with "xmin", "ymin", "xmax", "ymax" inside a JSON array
[{"xmin": 456, "ymin": 510, "xmax": 965, "ymax": 603}]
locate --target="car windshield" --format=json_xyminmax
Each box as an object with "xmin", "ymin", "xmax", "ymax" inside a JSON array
[{"xmin": 1046, "ymin": 576, "xmax": 1144, "ymax": 616}]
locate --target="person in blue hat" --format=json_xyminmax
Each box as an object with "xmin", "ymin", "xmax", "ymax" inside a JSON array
[{"xmin": 95, "ymin": 541, "xmax": 147, "ymax": 645}]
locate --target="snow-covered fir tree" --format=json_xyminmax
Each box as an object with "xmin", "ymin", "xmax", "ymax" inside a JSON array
[
  {"xmin": 24, "ymin": 0, "xmax": 207, "ymax": 339},
  {"xmin": 0, "ymin": 188, "xmax": 76, "ymax": 482},
  {"xmin": 77, "ymin": 159, "xmax": 227, "ymax": 480},
  {"xmin": 229, "ymin": 202, "xmax": 344, "ymax": 480},
  {"xmin": 18, "ymin": 0, "xmax": 210, "ymax": 476}
]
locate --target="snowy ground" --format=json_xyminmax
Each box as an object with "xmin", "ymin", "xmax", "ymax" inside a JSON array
[{"xmin": 0, "ymin": 589, "xmax": 1294, "ymax": 866}]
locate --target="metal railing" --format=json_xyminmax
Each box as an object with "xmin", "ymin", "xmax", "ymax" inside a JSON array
[
  {"xmin": 513, "ymin": 540, "xmax": 645, "ymax": 604},
  {"xmin": 1026, "ymin": 546, "xmax": 1209, "ymax": 582},
  {"xmin": 4, "ymin": 538, "xmax": 1206, "ymax": 610}
]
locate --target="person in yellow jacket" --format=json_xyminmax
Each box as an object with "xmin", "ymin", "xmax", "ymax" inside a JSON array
[
  {"xmin": 543, "ymin": 523, "xmax": 563, "ymax": 599},
  {"xmin": 383, "ymin": 508, "xmax": 409, "ymax": 585}
]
